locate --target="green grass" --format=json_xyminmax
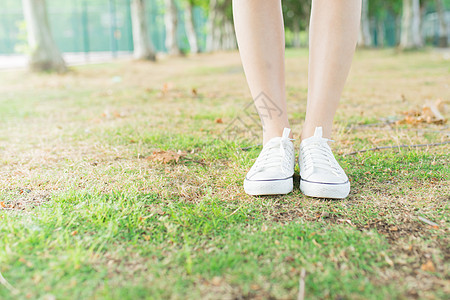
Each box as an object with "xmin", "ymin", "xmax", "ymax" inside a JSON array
[
  {"xmin": 1, "ymin": 191, "xmax": 396, "ymax": 299},
  {"xmin": 345, "ymin": 151, "xmax": 449, "ymax": 183},
  {"xmin": 0, "ymin": 49, "xmax": 449, "ymax": 299}
]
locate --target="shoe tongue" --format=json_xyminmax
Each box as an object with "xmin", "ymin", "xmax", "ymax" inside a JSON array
[
  {"xmin": 282, "ymin": 128, "xmax": 291, "ymax": 139},
  {"xmin": 265, "ymin": 136, "xmax": 282, "ymax": 146},
  {"xmin": 264, "ymin": 128, "xmax": 292, "ymax": 147},
  {"xmin": 314, "ymin": 127, "xmax": 323, "ymax": 138},
  {"xmin": 301, "ymin": 135, "xmax": 323, "ymax": 146},
  {"xmin": 301, "ymin": 127, "xmax": 329, "ymax": 146}
]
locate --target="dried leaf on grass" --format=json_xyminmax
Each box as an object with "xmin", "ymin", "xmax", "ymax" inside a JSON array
[
  {"xmin": 101, "ymin": 110, "xmax": 126, "ymax": 119},
  {"xmin": 211, "ymin": 276, "xmax": 222, "ymax": 286},
  {"xmin": 421, "ymin": 260, "xmax": 436, "ymax": 272},
  {"xmin": 146, "ymin": 149, "xmax": 187, "ymax": 164},
  {"xmin": 397, "ymin": 99, "xmax": 447, "ymax": 125},
  {"xmin": 159, "ymin": 82, "xmax": 192, "ymax": 98},
  {"xmin": 0, "ymin": 201, "xmax": 16, "ymax": 209},
  {"xmin": 161, "ymin": 82, "xmax": 170, "ymax": 95}
]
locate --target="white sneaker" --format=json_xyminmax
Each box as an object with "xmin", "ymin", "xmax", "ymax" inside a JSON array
[
  {"xmin": 299, "ymin": 127, "xmax": 350, "ymax": 199},
  {"xmin": 244, "ymin": 128, "xmax": 295, "ymax": 195}
]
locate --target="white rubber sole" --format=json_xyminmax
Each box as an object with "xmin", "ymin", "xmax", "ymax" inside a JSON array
[
  {"xmin": 300, "ymin": 179, "xmax": 350, "ymax": 199},
  {"xmin": 244, "ymin": 177, "xmax": 293, "ymax": 196}
]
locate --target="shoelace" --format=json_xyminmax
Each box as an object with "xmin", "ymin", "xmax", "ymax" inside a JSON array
[
  {"xmin": 254, "ymin": 134, "xmax": 295, "ymax": 174},
  {"xmin": 302, "ymin": 139, "xmax": 342, "ymax": 176}
]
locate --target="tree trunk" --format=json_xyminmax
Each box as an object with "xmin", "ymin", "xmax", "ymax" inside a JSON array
[
  {"xmin": 377, "ymin": 19, "xmax": 385, "ymax": 48},
  {"xmin": 358, "ymin": 0, "xmax": 372, "ymax": 47},
  {"xmin": 164, "ymin": 0, "xmax": 180, "ymax": 55},
  {"xmin": 206, "ymin": 0, "xmax": 218, "ymax": 52},
  {"xmin": 400, "ymin": 0, "xmax": 422, "ymax": 49},
  {"xmin": 223, "ymin": 19, "xmax": 236, "ymax": 50},
  {"xmin": 206, "ymin": 0, "xmax": 235, "ymax": 52},
  {"xmin": 184, "ymin": 2, "xmax": 199, "ymax": 53},
  {"xmin": 395, "ymin": 16, "xmax": 402, "ymax": 46},
  {"xmin": 22, "ymin": 0, "xmax": 66, "ymax": 72},
  {"xmin": 300, "ymin": 0, "xmax": 311, "ymax": 47},
  {"xmin": 131, "ymin": 0, "xmax": 156, "ymax": 60},
  {"xmin": 420, "ymin": 1, "xmax": 427, "ymax": 46},
  {"xmin": 212, "ymin": 11, "xmax": 223, "ymax": 51},
  {"xmin": 293, "ymin": 21, "xmax": 301, "ymax": 48},
  {"xmin": 435, "ymin": 0, "xmax": 448, "ymax": 47},
  {"xmin": 304, "ymin": 24, "xmax": 309, "ymax": 47},
  {"xmin": 411, "ymin": 0, "xmax": 422, "ymax": 46}
]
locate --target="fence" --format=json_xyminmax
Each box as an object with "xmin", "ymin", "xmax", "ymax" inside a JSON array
[
  {"xmin": 0, "ymin": 1, "xmax": 448, "ymax": 56},
  {"xmin": 0, "ymin": 0, "xmax": 208, "ymax": 55}
]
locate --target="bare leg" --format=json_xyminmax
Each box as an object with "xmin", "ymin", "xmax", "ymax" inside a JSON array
[
  {"xmin": 232, "ymin": 0, "xmax": 291, "ymax": 145},
  {"xmin": 302, "ymin": 0, "xmax": 361, "ymax": 140}
]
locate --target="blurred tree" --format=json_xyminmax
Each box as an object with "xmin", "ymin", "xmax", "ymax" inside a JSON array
[
  {"xmin": 369, "ymin": 0, "xmax": 384, "ymax": 47},
  {"xmin": 164, "ymin": 0, "xmax": 181, "ymax": 55},
  {"xmin": 205, "ymin": 0, "xmax": 218, "ymax": 51},
  {"xmin": 368, "ymin": 0, "xmax": 393, "ymax": 47},
  {"xmin": 183, "ymin": 0, "xmax": 202, "ymax": 53},
  {"xmin": 206, "ymin": 0, "xmax": 235, "ymax": 51},
  {"xmin": 400, "ymin": 0, "xmax": 423, "ymax": 48},
  {"xmin": 359, "ymin": 0, "xmax": 373, "ymax": 47},
  {"xmin": 283, "ymin": 0, "xmax": 311, "ymax": 48},
  {"xmin": 435, "ymin": 0, "xmax": 448, "ymax": 47},
  {"xmin": 131, "ymin": 0, "xmax": 156, "ymax": 60},
  {"xmin": 22, "ymin": 0, "xmax": 66, "ymax": 72}
]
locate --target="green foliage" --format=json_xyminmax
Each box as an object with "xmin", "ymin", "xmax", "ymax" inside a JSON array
[
  {"xmin": 282, "ymin": 0, "xmax": 311, "ymax": 31},
  {"xmin": 183, "ymin": 0, "xmax": 209, "ymax": 10},
  {"xmin": 368, "ymin": 0, "xmax": 402, "ymax": 18},
  {"xmin": 13, "ymin": 20, "xmax": 29, "ymax": 55}
]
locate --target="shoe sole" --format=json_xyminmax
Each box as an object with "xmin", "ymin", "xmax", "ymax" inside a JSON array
[
  {"xmin": 244, "ymin": 177, "xmax": 293, "ymax": 196},
  {"xmin": 300, "ymin": 179, "xmax": 350, "ymax": 199}
]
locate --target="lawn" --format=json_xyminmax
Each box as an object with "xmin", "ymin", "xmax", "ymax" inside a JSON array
[{"xmin": 0, "ymin": 49, "xmax": 449, "ymax": 299}]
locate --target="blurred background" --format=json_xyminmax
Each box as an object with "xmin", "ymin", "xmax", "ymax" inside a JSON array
[{"xmin": 0, "ymin": 0, "xmax": 449, "ymax": 71}]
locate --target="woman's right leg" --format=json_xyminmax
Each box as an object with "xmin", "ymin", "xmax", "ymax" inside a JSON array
[
  {"xmin": 232, "ymin": 0, "xmax": 291, "ymax": 145},
  {"xmin": 233, "ymin": 0, "xmax": 295, "ymax": 196},
  {"xmin": 298, "ymin": 0, "xmax": 361, "ymax": 199}
]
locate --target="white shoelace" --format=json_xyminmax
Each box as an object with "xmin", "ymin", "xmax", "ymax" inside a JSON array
[
  {"xmin": 302, "ymin": 139, "xmax": 342, "ymax": 176},
  {"xmin": 253, "ymin": 129, "xmax": 294, "ymax": 174}
]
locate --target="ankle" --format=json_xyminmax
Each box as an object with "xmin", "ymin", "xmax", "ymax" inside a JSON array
[
  {"xmin": 262, "ymin": 126, "xmax": 293, "ymax": 145},
  {"xmin": 301, "ymin": 124, "xmax": 332, "ymax": 141}
]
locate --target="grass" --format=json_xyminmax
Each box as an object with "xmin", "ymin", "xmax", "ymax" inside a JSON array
[{"xmin": 0, "ymin": 49, "xmax": 449, "ymax": 299}]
